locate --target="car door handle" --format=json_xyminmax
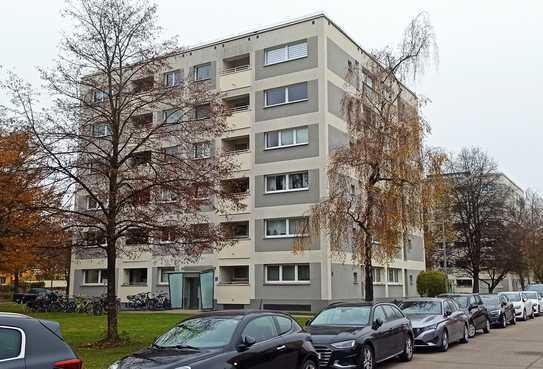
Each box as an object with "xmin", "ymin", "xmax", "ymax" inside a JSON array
[{"xmin": 276, "ymin": 345, "xmax": 286, "ymax": 351}]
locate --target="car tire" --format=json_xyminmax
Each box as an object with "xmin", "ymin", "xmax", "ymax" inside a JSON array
[
  {"xmin": 483, "ymin": 319, "xmax": 491, "ymax": 333},
  {"xmin": 500, "ymin": 314, "xmax": 507, "ymax": 328},
  {"xmin": 531, "ymin": 309, "xmax": 535, "ymax": 319},
  {"xmin": 360, "ymin": 345, "xmax": 375, "ymax": 369},
  {"xmin": 522, "ymin": 309, "xmax": 527, "ymax": 321},
  {"xmin": 468, "ymin": 321, "xmax": 476, "ymax": 337},
  {"xmin": 399, "ymin": 334, "xmax": 414, "ymax": 362},
  {"xmin": 439, "ymin": 330, "xmax": 449, "ymax": 352},
  {"xmin": 300, "ymin": 358, "xmax": 318, "ymax": 369},
  {"xmin": 510, "ymin": 314, "xmax": 517, "ymax": 325},
  {"xmin": 460, "ymin": 325, "xmax": 469, "ymax": 344}
]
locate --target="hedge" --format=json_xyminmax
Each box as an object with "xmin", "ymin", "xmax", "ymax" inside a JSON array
[{"xmin": 416, "ymin": 271, "xmax": 447, "ymax": 297}]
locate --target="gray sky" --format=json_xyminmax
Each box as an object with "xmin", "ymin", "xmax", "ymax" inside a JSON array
[{"xmin": 1, "ymin": 0, "xmax": 541, "ymax": 191}]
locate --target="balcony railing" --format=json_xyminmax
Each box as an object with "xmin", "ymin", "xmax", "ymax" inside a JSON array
[
  {"xmin": 227, "ymin": 105, "xmax": 250, "ymax": 114},
  {"xmin": 221, "ymin": 65, "xmax": 251, "ymax": 76}
]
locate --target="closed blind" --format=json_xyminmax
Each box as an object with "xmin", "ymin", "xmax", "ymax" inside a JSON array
[
  {"xmin": 288, "ymin": 41, "xmax": 308, "ymax": 59},
  {"xmin": 265, "ymin": 47, "xmax": 286, "ymax": 65}
]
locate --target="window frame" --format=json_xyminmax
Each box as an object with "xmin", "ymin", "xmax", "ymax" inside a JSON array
[
  {"xmin": 158, "ymin": 267, "xmax": 175, "ymax": 285},
  {"xmin": 264, "ymin": 171, "xmax": 309, "ymax": 194},
  {"xmin": 94, "ymin": 90, "xmax": 108, "ymax": 104},
  {"xmin": 193, "ymin": 63, "xmax": 212, "ymax": 82},
  {"xmin": 86, "ymin": 196, "xmax": 100, "ymax": 210},
  {"xmin": 264, "ymin": 83, "xmax": 309, "ymax": 108},
  {"xmin": 264, "ymin": 41, "xmax": 308, "ymax": 66},
  {"xmin": 387, "ymin": 268, "xmax": 402, "ymax": 284},
  {"xmin": 372, "ymin": 267, "xmax": 384, "ymax": 284},
  {"xmin": 192, "ymin": 142, "xmax": 212, "ymax": 159},
  {"xmin": 92, "ymin": 122, "xmax": 111, "ymax": 137},
  {"xmin": 126, "ymin": 268, "xmax": 148, "ymax": 286},
  {"xmin": 162, "ymin": 109, "xmax": 184, "ymax": 124},
  {"xmin": 264, "ymin": 217, "xmax": 307, "ymax": 239},
  {"xmin": 264, "ymin": 126, "xmax": 309, "ymax": 150},
  {"xmin": 164, "ymin": 69, "xmax": 183, "ymax": 87},
  {"xmin": 0, "ymin": 326, "xmax": 25, "ymax": 363},
  {"xmin": 264, "ymin": 264, "xmax": 311, "ymax": 284},
  {"xmin": 82, "ymin": 269, "xmax": 107, "ymax": 286}
]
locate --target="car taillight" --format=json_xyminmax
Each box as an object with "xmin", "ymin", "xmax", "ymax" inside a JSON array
[{"xmin": 54, "ymin": 359, "xmax": 83, "ymax": 369}]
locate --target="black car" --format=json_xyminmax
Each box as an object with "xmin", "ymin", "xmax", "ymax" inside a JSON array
[
  {"xmin": 110, "ymin": 310, "xmax": 318, "ymax": 369},
  {"xmin": 306, "ymin": 302, "xmax": 413, "ymax": 369},
  {"xmin": 439, "ymin": 293, "xmax": 490, "ymax": 337},
  {"xmin": 0, "ymin": 312, "xmax": 82, "ymax": 369},
  {"xmin": 399, "ymin": 298, "xmax": 469, "ymax": 352},
  {"xmin": 480, "ymin": 293, "xmax": 516, "ymax": 328}
]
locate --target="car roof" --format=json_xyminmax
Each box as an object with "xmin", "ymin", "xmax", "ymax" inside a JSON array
[
  {"xmin": 187, "ymin": 310, "xmax": 292, "ymax": 319},
  {"xmin": 326, "ymin": 302, "xmax": 376, "ymax": 308},
  {"xmin": 401, "ymin": 297, "xmax": 447, "ymax": 302},
  {"xmin": 0, "ymin": 312, "xmax": 32, "ymax": 320},
  {"xmin": 440, "ymin": 293, "xmax": 477, "ymax": 296}
]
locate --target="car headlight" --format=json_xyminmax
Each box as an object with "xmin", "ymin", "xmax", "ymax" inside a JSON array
[
  {"xmin": 421, "ymin": 324, "xmax": 438, "ymax": 332},
  {"xmin": 175, "ymin": 367, "xmax": 191, "ymax": 369},
  {"xmin": 108, "ymin": 362, "xmax": 119, "ymax": 369},
  {"xmin": 331, "ymin": 340, "xmax": 356, "ymax": 349},
  {"xmin": 492, "ymin": 310, "xmax": 501, "ymax": 314}
]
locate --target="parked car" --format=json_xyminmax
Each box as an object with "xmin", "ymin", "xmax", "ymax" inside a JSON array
[
  {"xmin": 500, "ymin": 292, "xmax": 534, "ymax": 320},
  {"xmin": 527, "ymin": 284, "xmax": 543, "ymax": 298},
  {"xmin": 306, "ymin": 302, "xmax": 413, "ymax": 369},
  {"xmin": 439, "ymin": 293, "xmax": 490, "ymax": 337},
  {"xmin": 0, "ymin": 312, "xmax": 82, "ymax": 369},
  {"xmin": 480, "ymin": 293, "xmax": 516, "ymax": 328},
  {"xmin": 12, "ymin": 288, "xmax": 51, "ymax": 304},
  {"xmin": 399, "ymin": 298, "xmax": 469, "ymax": 352},
  {"xmin": 109, "ymin": 310, "xmax": 318, "ymax": 369},
  {"xmin": 522, "ymin": 291, "xmax": 542, "ymax": 316}
]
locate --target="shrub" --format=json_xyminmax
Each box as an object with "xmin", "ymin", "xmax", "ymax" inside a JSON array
[{"xmin": 417, "ymin": 271, "xmax": 447, "ymax": 297}]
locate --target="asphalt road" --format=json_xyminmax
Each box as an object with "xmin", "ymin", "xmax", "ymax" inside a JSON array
[{"xmin": 380, "ymin": 315, "xmax": 543, "ymax": 369}]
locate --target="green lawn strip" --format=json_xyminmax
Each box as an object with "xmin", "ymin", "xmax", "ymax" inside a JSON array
[{"xmin": 0, "ymin": 303, "xmax": 313, "ymax": 369}]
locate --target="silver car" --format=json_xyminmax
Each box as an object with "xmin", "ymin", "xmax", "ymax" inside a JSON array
[
  {"xmin": 523, "ymin": 291, "xmax": 542, "ymax": 316},
  {"xmin": 399, "ymin": 298, "xmax": 470, "ymax": 352}
]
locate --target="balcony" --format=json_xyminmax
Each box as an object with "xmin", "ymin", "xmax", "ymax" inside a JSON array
[
  {"xmin": 220, "ymin": 54, "xmax": 251, "ymax": 91},
  {"xmin": 215, "ymin": 283, "xmax": 251, "ymax": 305},
  {"xmin": 224, "ymin": 94, "xmax": 250, "ymax": 131},
  {"xmin": 225, "ymin": 149, "xmax": 251, "ymax": 172},
  {"xmin": 217, "ymin": 239, "xmax": 250, "ymax": 259}
]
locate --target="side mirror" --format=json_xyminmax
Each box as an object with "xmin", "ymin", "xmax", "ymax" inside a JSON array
[
  {"xmin": 501, "ymin": 301, "xmax": 507, "ymax": 307},
  {"xmin": 372, "ymin": 318, "xmax": 383, "ymax": 330},
  {"xmin": 469, "ymin": 304, "xmax": 477, "ymax": 310},
  {"xmin": 522, "ymin": 297, "xmax": 527, "ymax": 302},
  {"xmin": 305, "ymin": 319, "xmax": 312, "ymax": 327},
  {"xmin": 445, "ymin": 310, "xmax": 452, "ymax": 317},
  {"xmin": 237, "ymin": 336, "xmax": 256, "ymax": 351}
]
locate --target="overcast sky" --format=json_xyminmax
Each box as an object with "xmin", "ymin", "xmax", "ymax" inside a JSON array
[{"xmin": 1, "ymin": 0, "xmax": 541, "ymax": 191}]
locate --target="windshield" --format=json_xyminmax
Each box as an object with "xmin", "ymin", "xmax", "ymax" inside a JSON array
[
  {"xmin": 155, "ymin": 317, "xmax": 240, "ymax": 349},
  {"xmin": 449, "ymin": 296, "xmax": 469, "ymax": 308},
  {"xmin": 524, "ymin": 292, "xmax": 539, "ymax": 299},
  {"xmin": 311, "ymin": 306, "xmax": 371, "ymax": 326},
  {"xmin": 399, "ymin": 301, "xmax": 442, "ymax": 315},
  {"xmin": 480, "ymin": 295, "xmax": 499, "ymax": 305},
  {"xmin": 502, "ymin": 293, "xmax": 521, "ymax": 302}
]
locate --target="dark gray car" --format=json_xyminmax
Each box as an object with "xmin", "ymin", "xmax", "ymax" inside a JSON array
[
  {"xmin": 0, "ymin": 312, "xmax": 82, "ymax": 369},
  {"xmin": 399, "ymin": 298, "xmax": 469, "ymax": 352}
]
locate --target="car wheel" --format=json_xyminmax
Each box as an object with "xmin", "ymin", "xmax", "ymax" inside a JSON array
[
  {"xmin": 439, "ymin": 330, "xmax": 449, "ymax": 352},
  {"xmin": 460, "ymin": 325, "xmax": 469, "ymax": 344},
  {"xmin": 399, "ymin": 334, "xmax": 414, "ymax": 362},
  {"xmin": 531, "ymin": 309, "xmax": 535, "ymax": 319},
  {"xmin": 300, "ymin": 359, "xmax": 317, "ymax": 369},
  {"xmin": 483, "ymin": 319, "xmax": 491, "ymax": 333},
  {"xmin": 360, "ymin": 345, "xmax": 375, "ymax": 369},
  {"xmin": 510, "ymin": 314, "xmax": 517, "ymax": 325},
  {"xmin": 522, "ymin": 310, "xmax": 527, "ymax": 321},
  {"xmin": 468, "ymin": 321, "xmax": 476, "ymax": 337},
  {"xmin": 501, "ymin": 314, "xmax": 507, "ymax": 328}
]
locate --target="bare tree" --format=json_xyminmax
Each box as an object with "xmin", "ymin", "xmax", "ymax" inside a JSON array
[
  {"xmin": 2, "ymin": 0, "xmax": 244, "ymax": 342},
  {"xmin": 297, "ymin": 12, "xmax": 439, "ymax": 301}
]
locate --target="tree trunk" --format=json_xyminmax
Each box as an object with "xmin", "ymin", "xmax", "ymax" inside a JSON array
[
  {"xmin": 65, "ymin": 244, "xmax": 72, "ymax": 296},
  {"xmin": 13, "ymin": 271, "xmax": 20, "ymax": 294},
  {"xmin": 472, "ymin": 268, "xmax": 480, "ymax": 293},
  {"xmin": 363, "ymin": 237, "xmax": 374, "ymax": 302},
  {"xmin": 106, "ymin": 240, "xmax": 119, "ymax": 342}
]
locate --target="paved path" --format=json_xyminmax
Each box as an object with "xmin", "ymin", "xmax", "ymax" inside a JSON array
[{"xmin": 381, "ymin": 316, "xmax": 543, "ymax": 369}]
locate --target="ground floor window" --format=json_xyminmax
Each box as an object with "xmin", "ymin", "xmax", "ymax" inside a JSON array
[
  {"xmin": 126, "ymin": 268, "xmax": 148, "ymax": 286},
  {"xmin": 265, "ymin": 264, "xmax": 310, "ymax": 284},
  {"xmin": 83, "ymin": 269, "xmax": 107, "ymax": 285},
  {"xmin": 372, "ymin": 267, "xmax": 384, "ymax": 283},
  {"xmin": 388, "ymin": 268, "xmax": 402, "ymax": 283},
  {"xmin": 456, "ymin": 279, "xmax": 473, "ymax": 288},
  {"xmin": 158, "ymin": 267, "xmax": 175, "ymax": 284}
]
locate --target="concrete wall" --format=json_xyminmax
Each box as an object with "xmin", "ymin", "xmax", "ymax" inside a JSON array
[
  {"xmin": 331, "ymin": 263, "xmax": 363, "ymax": 300},
  {"xmin": 327, "ymin": 81, "xmax": 346, "ymax": 120},
  {"xmin": 254, "ymin": 263, "xmax": 322, "ymax": 301},
  {"xmin": 406, "ymin": 235, "xmax": 425, "ymax": 262}
]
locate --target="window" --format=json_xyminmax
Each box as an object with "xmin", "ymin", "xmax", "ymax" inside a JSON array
[
  {"xmin": 232, "ymin": 266, "xmax": 249, "ymax": 282},
  {"xmin": 130, "ymin": 151, "xmax": 152, "ymax": 167},
  {"xmin": 162, "ymin": 145, "xmax": 179, "ymax": 159},
  {"xmin": 83, "ymin": 269, "xmax": 107, "ymax": 285},
  {"xmin": 94, "ymin": 90, "xmax": 108, "ymax": 103},
  {"xmin": 264, "ymin": 126, "xmax": 309, "ymax": 149},
  {"xmin": 158, "ymin": 188, "xmax": 177, "ymax": 203},
  {"xmin": 264, "ymin": 82, "xmax": 308, "ymax": 107},
  {"xmin": 353, "ymin": 272, "xmax": 358, "ymax": 284},
  {"xmin": 195, "ymin": 104, "xmax": 210, "ymax": 120},
  {"xmin": 264, "ymin": 41, "xmax": 308, "ymax": 65},
  {"xmin": 92, "ymin": 122, "xmax": 111, "ymax": 137},
  {"xmin": 164, "ymin": 69, "xmax": 183, "ymax": 87},
  {"xmin": 223, "ymin": 221, "xmax": 249, "ymax": 239},
  {"xmin": 125, "ymin": 228, "xmax": 149, "ymax": 245},
  {"xmin": 372, "ymin": 267, "xmax": 383, "ymax": 283},
  {"xmin": 242, "ymin": 316, "xmax": 277, "ymax": 343},
  {"xmin": 383, "ymin": 305, "xmax": 403, "ymax": 321},
  {"xmin": 159, "ymin": 226, "xmax": 176, "ymax": 243},
  {"xmin": 83, "ymin": 230, "xmax": 106, "ymax": 246},
  {"xmin": 163, "ymin": 109, "xmax": 184, "ymax": 124},
  {"xmin": 132, "ymin": 189, "xmax": 151, "ymax": 205},
  {"xmin": 388, "ymin": 268, "xmax": 401, "ymax": 283},
  {"xmin": 132, "ymin": 76, "xmax": 154, "ymax": 93},
  {"xmin": 265, "ymin": 217, "xmax": 306, "ymax": 238},
  {"xmin": 194, "ymin": 63, "xmax": 211, "ymax": 81},
  {"xmin": 86, "ymin": 196, "xmax": 100, "ymax": 210},
  {"xmin": 132, "ymin": 113, "xmax": 153, "ymax": 129},
  {"xmin": 192, "ymin": 142, "xmax": 211, "ymax": 159},
  {"xmin": 372, "ymin": 306, "xmax": 387, "ymax": 322},
  {"xmin": 265, "ymin": 264, "xmax": 310, "ymax": 284},
  {"xmin": 159, "ymin": 267, "xmax": 175, "ymax": 284},
  {"xmin": 127, "ymin": 268, "xmax": 147, "ymax": 286},
  {"xmin": 276, "ymin": 316, "xmax": 293, "ymax": 335},
  {"xmin": 0, "ymin": 327, "xmax": 23, "ymax": 361},
  {"xmin": 265, "ymin": 172, "xmax": 308, "ymax": 193},
  {"xmin": 456, "ymin": 279, "xmax": 473, "ymax": 288}
]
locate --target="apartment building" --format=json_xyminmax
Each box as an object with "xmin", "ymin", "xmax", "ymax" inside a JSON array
[{"xmin": 70, "ymin": 13, "xmax": 426, "ymax": 313}]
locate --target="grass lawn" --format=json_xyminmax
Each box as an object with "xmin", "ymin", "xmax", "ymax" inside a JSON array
[{"xmin": 0, "ymin": 302, "xmax": 312, "ymax": 369}]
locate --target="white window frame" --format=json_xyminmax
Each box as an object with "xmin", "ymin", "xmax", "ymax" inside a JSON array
[
  {"xmin": 83, "ymin": 230, "xmax": 106, "ymax": 247},
  {"xmin": 164, "ymin": 70, "xmax": 182, "ymax": 87},
  {"xmin": 158, "ymin": 226, "xmax": 176, "ymax": 244},
  {"xmin": 162, "ymin": 109, "xmax": 184, "ymax": 124},
  {"xmin": 264, "ymin": 172, "xmax": 309, "ymax": 194},
  {"xmin": 264, "ymin": 41, "xmax": 308, "ymax": 66},
  {"xmin": 264, "ymin": 264, "xmax": 310, "ymax": 284},
  {"xmin": 193, "ymin": 63, "xmax": 211, "ymax": 81},
  {"xmin": 387, "ymin": 268, "xmax": 402, "ymax": 284},
  {"xmin": 264, "ymin": 83, "xmax": 309, "ymax": 108},
  {"xmin": 264, "ymin": 126, "xmax": 309, "ymax": 150},
  {"xmin": 82, "ymin": 269, "xmax": 107, "ymax": 286},
  {"xmin": 86, "ymin": 196, "xmax": 100, "ymax": 210},
  {"xmin": 264, "ymin": 217, "xmax": 307, "ymax": 239},
  {"xmin": 157, "ymin": 188, "xmax": 177, "ymax": 203},
  {"xmin": 372, "ymin": 267, "xmax": 384, "ymax": 284},
  {"xmin": 192, "ymin": 142, "xmax": 211, "ymax": 159},
  {"xmin": 94, "ymin": 90, "xmax": 108, "ymax": 103},
  {"xmin": 92, "ymin": 122, "xmax": 111, "ymax": 137},
  {"xmin": 0, "ymin": 326, "xmax": 26, "ymax": 363},
  {"xmin": 125, "ymin": 268, "xmax": 148, "ymax": 286},
  {"xmin": 158, "ymin": 267, "xmax": 175, "ymax": 285}
]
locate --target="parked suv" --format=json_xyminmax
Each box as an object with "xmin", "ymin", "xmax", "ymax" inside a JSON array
[
  {"xmin": 306, "ymin": 302, "xmax": 414, "ymax": 369},
  {"xmin": 439, "ymin": 293, "xmax": 490, "ymax": 337},
  {"xmin": 0, "ymin": 312, "xmax": 82, "ymax": 369}
]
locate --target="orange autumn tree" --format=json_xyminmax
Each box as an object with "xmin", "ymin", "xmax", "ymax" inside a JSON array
[{"xmin": 0, "ymin": 130, "xmax": 64, "ymax": 292}]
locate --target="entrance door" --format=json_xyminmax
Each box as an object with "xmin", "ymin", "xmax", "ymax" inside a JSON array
[
  {"xmin": 168, "ymin": 270, "xmax": 215, "ymax": 310},
  {"xmin": 200, "ymin": 269, "xmax": 214, "ymax": 310},
  {"xmin": 168, "ymin": 272, "xmax": 184, "ymax": 309},
  {"xmin": 183, "ymin": 274, "xmax": 200, "ymax": 309}
]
